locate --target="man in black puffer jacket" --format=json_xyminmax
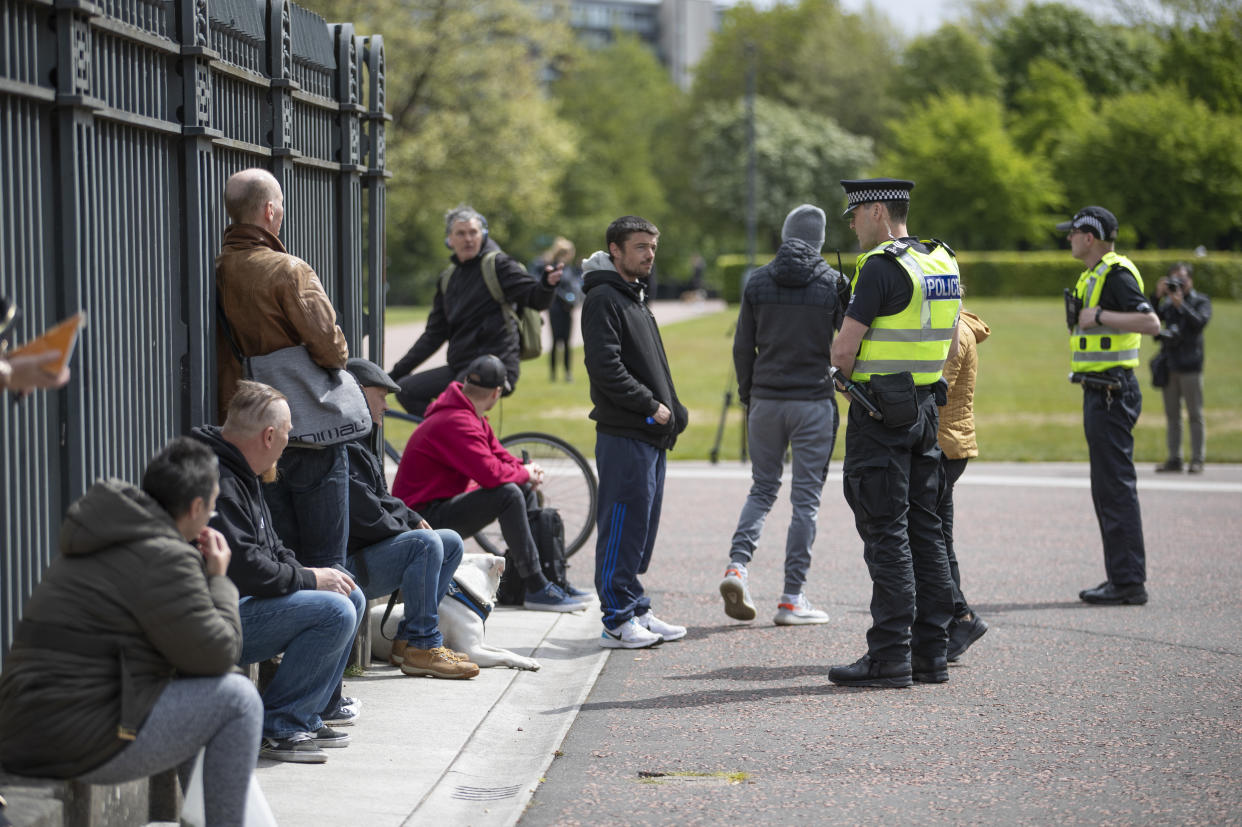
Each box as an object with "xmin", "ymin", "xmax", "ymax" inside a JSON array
[
  {"xmin": 389, "ymin": 205, "xmax": 561, "ymax": 416},
  {"xmin": 581, "ymin": 215, "xmax": 689, "ymax": 650},
  {"xmin": 720, "ymin": 204, "xmax": 846, "ymax": 628}
]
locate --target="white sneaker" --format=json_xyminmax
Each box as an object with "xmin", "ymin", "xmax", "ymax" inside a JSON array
[
  {"xmin": 719, "ymin": 564, "xmax": 756, "ymax": 621},
  {"xmin": 600, "ymin": 617, "xmax": 664, "ymax": 649},
  {"xmin": 773, "ymin": 593, "xmax": 830, "ymax": 626},
  {"xmin": 636, "ymin": 612, "xmax": 686, "ymax": 641}
]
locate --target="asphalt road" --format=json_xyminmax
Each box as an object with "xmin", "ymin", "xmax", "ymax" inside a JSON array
[{"xmin": 521, "ymin": 462, "xmax": 1242, "ymax": 826}]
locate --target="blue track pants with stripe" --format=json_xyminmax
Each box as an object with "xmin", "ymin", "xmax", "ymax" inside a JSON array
[{"xmin": 593, "ymin": 432, "xmax": 666, "ymax": 630}]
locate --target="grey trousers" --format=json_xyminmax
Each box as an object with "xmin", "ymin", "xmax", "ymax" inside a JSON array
[
  {"xmin": 1163, "ymin": 370, "xmax": 1205, "ymax": 464},
  {"xmin": 728, "ymin": 396, "xmax": 838, "ymax": 594}
]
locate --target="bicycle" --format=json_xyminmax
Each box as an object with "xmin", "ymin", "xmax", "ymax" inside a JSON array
[{"xmin": 382, "ymin": 409, "xmax": 598, "ymax": 557}]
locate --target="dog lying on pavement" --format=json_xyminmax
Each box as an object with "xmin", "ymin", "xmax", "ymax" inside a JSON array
[{"xmin": 370, "ymin": 553, "xmax": 541, "ymax": 671}]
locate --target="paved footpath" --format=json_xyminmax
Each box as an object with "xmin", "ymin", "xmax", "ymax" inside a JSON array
[
  {"xmin": 522, "ymin": 462, "xmax": 1242, "ymax": 826},
  {"xmin": 254, "ymin": 462, "xmax": 1242, "ymax": 826}
]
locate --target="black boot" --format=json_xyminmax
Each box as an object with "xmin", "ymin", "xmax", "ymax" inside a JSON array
[{"xmin": 828, "ymin": 654, "xmax": 912, "ymax": 688}]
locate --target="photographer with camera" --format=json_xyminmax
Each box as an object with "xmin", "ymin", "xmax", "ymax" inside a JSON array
[{"xmin": 1152, "ymin": 263, "xmax": 1211, "ymax": 474}]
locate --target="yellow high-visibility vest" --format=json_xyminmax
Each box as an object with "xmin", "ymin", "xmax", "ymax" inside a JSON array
[
  {"xmin": 1070, "ymin": 251, "xmax": 1145, "ymax": 373},
  {"xmin": 850, "ymin": 240, "xmax": 962, "ymax": 384}
]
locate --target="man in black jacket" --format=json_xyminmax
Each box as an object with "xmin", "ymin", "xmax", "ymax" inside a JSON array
[
  {"xmin": 581, "ymin": 216, "xmax": 689, "ymax": 650},
  {"xmin": 342, "ymin": 359, "xmax": 478, "ymax": 680},
  {"xmin": 193, "ymin": 381, "xmax": 364, "ymax": 764},
  {"xmin": 390, "ymin": 205, "xmax": 562, "ymax": 416},
  {"xmin": 1153, "ymin": 263, "xmax": 1212, "ymax": 474},
  {"xmin": 721, "ymin": 205, "xmax": 845, "ymax": 627}
]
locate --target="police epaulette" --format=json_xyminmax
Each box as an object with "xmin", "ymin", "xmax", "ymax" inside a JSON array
[
  {"xmin": 881, "ymin": 239, "xmax": 909, "ymax": 257},
  {"xmin": 927, "ymin": 238, "xmax": 956, "ymax": 257}
]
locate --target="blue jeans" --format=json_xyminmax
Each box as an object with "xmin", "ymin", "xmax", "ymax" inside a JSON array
[
  {"xmin": 345, "ymin": 528, "xmax": 463, "ymax": 650},
  {"xmin": 264, "ymin": 443, "xmax": 350, "ymax": 567},
  {"xmin": 594, "ymin": 433, "xmax": 666, "ymax": 630},
  {"xmin": 238, "ymin": 587, "xmax": 364, "ymax": 740}
]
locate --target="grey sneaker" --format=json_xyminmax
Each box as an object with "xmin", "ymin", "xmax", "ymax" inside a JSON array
[
  {"xmin": 719, "ymin": 565, "xmax": 756, "ymax": 621},
  {"xmin": 773, "ymin": 593, "xmax": 829, "ymax": 626},
  {"xmin": 260, "ymin": 732, "xmax": 327, "ymax": 764},
  {"xmin": 311, "ymin": 725, "xmax": 351, "ymax": 748}
]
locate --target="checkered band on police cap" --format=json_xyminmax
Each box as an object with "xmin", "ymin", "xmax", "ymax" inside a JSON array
[
  {"xmin": 839, "ymin": 178, "xmax": 915, "ymax": 216},
  {"xmin": 1055, "ymin": 206, "xmax": 1118, "ymax": 241}
]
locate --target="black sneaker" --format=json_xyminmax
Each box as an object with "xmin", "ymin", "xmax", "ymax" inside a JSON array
[
  {"xmin": 947, "ymin": 613, "xmax": 989, "ymax": 662},
  {"xmin": 828, "ymin": 654, "xmax": 913, "ymax": 688},
  {"xmin": 1080, "ymin": 581, "xmax": 1147, "ymax": 605},
  {"xmin": 911, "ymin": 655, "xmax": 949, "ymax": 683},
  {"xmin": 1155, "ymin": 460, "xmax": 1183, "ymax": 473},
  {"xmin": 260, "ymin": 732, "xmax": 327, "ymax": 764},
  {"xmin": 322, "ymin": 700, "xmax": 358, "ymax": 727},
  {"xmin": 312, "ymin": 725, "xmax": 351, "ymax": 748}
]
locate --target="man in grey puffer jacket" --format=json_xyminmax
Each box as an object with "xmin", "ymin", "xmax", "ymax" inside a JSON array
[{"xmin": 720, "ymin": 204, "xmax": 846, "ymax": 626}]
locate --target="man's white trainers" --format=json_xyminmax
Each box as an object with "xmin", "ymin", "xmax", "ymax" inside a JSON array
[
  {"xmin": 773, "ymin": 593, "xmax": 830, "ymax": 625},
  {"xmin": 636, "ymin": 612, "xmax": 686, "ymax": 641},
  {"xmin": 600, "ymin": 617, "xmax": 664, "ymax": 649},
  {"xmin": 719, "ymin": 565, "xmax": 756, "ymax": 621}
]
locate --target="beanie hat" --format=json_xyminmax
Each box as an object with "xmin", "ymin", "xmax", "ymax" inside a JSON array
[{"xmin": 781, "ymin": 204, "xmax": 827, "ymax": 252}]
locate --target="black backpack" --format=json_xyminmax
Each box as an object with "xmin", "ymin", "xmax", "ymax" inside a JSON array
[{"xmin": 496, "ymin": 507, "xmax": 569, "ymax": 605}]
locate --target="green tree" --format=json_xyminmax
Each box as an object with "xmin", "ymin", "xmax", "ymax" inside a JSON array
[
  {"xmin": 1158, "ymin": 10, "xmax": 1242, "ymax": 114},
  {"xmin": 683, "ymin": 97, "xmax": 873, "ymax": 253},
  {"xmin": 298, "ymin": 0, "xmax": 576, "ymax": 302},
  {"xmin": 549, "ymin": 34, "xmax": 682, "ymax": 263},
  {"xmin": 990, "ymin": 3, "xmax": 1161, "ymax": 103},
  {"xmin": 1058, "ymin": 87, "xmax": 1242, "ymax": 248},
  {"xmin": 1009, "ymin": 58, "xmax": 1094, "ymax": 156},
  {"xmin": 894, "ymin": 24, "xmax": 1002, "ymax": 102},
  {"xmin": 689, "ymin": 0, "xmax": 898, "ymax": 142},
  {"xmin": 876, "ymin": 94, "xmax": 1061, "ymax": 250}
]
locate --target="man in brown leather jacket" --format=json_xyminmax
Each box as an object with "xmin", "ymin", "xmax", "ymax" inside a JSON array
[{"xmin": 214, "ymin": 172, "xmax": 356, "ymax": 719}]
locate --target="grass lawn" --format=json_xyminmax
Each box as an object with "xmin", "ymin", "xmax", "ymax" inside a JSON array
[{"xmin": 383, "ymin": 298, "xmax": 1241, "ymax": 463}]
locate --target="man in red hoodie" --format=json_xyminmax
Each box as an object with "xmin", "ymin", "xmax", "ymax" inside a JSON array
[{"xmin": 392, "ymin": 355, "xmax": 586, "ymax": 612}]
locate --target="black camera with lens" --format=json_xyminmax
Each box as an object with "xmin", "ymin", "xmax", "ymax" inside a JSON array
[{"xmin": 1166, "ymin": 277, "xmax": 1183, "ymax": 293}]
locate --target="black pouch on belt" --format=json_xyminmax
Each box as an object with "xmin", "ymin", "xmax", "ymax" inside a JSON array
[{"xmin": 869, "ymin": 372, "xmax": 918, "ymax": 428}]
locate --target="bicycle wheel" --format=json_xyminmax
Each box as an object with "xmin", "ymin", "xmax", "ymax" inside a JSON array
[{"xmin": 485, "ymin": 431, "xmax": 597, "ymax": 557}]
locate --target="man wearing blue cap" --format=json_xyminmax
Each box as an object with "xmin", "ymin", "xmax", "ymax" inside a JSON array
[
  {"xmin": 1057, "ymin": 206, "xmax": 1159, "ymax": 606},
  {"xmin": 828, "ymin": 178, "xmax": 961, "ymax": 688}
]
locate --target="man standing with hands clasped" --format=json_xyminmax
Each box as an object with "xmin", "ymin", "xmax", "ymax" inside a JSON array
[
  {"xmin": 828, "ymin": 178, "xmax": 960, "ymax": 689},
  {"xmin": 581, "ymin": 216, "xmax": 689, "ymax": 649},
  {"xmin": 1058, "ymin": 206, "xmax": 1159, "ymax": 606}
]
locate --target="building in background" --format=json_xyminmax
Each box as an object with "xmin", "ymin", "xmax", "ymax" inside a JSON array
[{"xmin": 531, "ymin": 0, "xmax": 719, "ymax": 90}]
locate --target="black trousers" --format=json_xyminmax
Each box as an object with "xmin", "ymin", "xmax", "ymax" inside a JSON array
[
  {"xmin": 1083, "ymin": 368, "xmax": 1147, "ymax": 585},
  {"xmin": 394, "ymin": 366, "xmax": 457, "ymax": 418},
  {"xmin": 418, "ymin": 483, "xmax": 542, "ymax": 583},
  {"xmin": 936, "ymin": 455, "xmax": 971, "ymax": 617},
  {"xmin": 842, "ymin": 392, "xmax": 954, "ymax": 662}
]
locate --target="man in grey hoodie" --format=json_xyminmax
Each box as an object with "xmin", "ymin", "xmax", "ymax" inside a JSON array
[{"xmin": 719, "ymin": 205, "xmax": 846, "ymax": 626}]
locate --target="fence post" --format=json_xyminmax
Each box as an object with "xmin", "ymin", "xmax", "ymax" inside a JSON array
[
  {"xmin": 179, "ymin": 0, "xmax": 225, "ymax": 428},
  {"xmin": 362, "ymin": 34, "xmax": 389, "ymax": 366},
  {"xmin": 335, "ymin": 23, "xmax": 365, "ymax": 355}
]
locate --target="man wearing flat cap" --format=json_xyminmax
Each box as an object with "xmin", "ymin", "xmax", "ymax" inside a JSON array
[
  {"xmin": 392, "ymin": 354, "xmax": 587, "ymax": 612},
  {"xmin": 1057, "ymin": 206, "xmax": 1159, "ymax": 606},
  {"xmin": 719, "ymin": 204, "xmax": 847, "ymax": 627},
  {"xmin": 340, "ymin": 358, "xmax": 478, "ymax": 679},
  {"xmin": 828, "ymin": 177, "xmax": 961, "ymax": 688}
]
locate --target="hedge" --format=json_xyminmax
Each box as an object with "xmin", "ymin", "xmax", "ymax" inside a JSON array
[{"xmin": 713, "ymin": 249, "xmax": 1242, "ymax": 302}]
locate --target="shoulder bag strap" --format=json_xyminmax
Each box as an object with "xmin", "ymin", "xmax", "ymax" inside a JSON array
[{"xmin": 215, "ymin": 294, "xmax": 247, "ymax": 364}]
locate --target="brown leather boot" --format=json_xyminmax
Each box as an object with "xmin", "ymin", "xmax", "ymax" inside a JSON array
[{"xmin": 399, "ymin": 646, "xmax": 479, "ymax": 679}]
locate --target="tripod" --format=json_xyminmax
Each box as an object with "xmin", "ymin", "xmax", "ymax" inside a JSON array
[{"xmin": 709, "ymin": 323, "xmax": 747, "ymax": 464}]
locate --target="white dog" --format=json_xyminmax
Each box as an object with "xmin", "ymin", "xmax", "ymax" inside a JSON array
[{"xmin": 370, "ymin": 553, "xmax": 541, "ymax": 671}]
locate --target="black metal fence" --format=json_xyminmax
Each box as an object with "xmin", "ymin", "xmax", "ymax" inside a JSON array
[{"xmin": 0, "ymin": 0, "xmax": 388, "ymax": 660}]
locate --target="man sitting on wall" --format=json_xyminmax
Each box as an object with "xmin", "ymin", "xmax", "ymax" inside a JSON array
[
  {"xmin": 392, "ymin": 354, "xmax": 587, "ymax": 613},
  {"xmin": 193, "ymin": 380, "xmax": 364, "ymax": 764}
]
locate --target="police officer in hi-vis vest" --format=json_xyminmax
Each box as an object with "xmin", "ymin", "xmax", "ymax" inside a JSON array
[
  {"xmin": 828, "ymin": 178, "xmax": 961, "ymax": 689},
  {"xmin": 1058, "ymin": 206, "xmax": 1159, "ymax": 606}
]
